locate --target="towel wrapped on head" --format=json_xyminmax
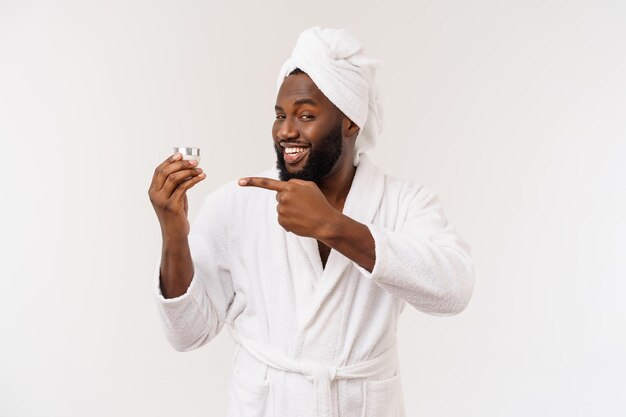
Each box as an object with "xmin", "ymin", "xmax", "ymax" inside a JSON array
[{"xmin": 276, "ymin": 26, "xmax": 383, "ymax": 166}]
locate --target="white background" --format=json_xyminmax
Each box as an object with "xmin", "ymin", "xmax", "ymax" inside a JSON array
[{"xmin": 1, "ymin": 0, "xmax": 625, "ymax": 416}]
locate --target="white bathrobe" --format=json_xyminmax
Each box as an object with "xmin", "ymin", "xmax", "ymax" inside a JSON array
[{"xmin": 153, "ymin": 153, "xmax": 475, "ymax": 417}]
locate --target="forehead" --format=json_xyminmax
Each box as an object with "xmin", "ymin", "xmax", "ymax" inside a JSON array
[{"xmin": 275, "ymin": 73, "xmax": 334, "ymax": 108}]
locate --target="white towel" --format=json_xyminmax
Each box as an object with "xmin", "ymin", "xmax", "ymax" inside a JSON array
[{"xmin": 276, "ymin": 26, "xmax": 384, "ymax": 166}]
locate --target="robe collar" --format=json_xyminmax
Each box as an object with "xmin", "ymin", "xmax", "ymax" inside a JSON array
[{"xmin": 289, "ymin": 153, "xmax": 386, "ymax": 330}]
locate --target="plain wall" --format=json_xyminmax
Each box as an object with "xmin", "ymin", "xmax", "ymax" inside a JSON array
[{"xmin": 1, "ymin": 0, "xmax": 624, "ymax": 416}]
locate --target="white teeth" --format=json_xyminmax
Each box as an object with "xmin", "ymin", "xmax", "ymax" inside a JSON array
[{"xmin": 285, "ymin": 147, "xmax": 308, "ymax": 154}]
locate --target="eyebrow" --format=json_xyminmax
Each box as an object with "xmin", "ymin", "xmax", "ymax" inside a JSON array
[{"xmin": 275, "ymin": 98, "xmax": 319, "ymax": 111}]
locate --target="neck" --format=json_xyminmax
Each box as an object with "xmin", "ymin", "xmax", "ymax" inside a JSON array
[{"xmin": 317, "ymin": 157, "xmax": 357, "ymax": 212}]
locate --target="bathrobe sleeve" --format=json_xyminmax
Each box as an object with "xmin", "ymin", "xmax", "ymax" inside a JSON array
[
  {"xmin": 153, "ymin": 184, "xmax": 235, "ymax": 351},
  {"xmin": 353, "ymin": 185, "xmax": 475, "ymax": 316}
]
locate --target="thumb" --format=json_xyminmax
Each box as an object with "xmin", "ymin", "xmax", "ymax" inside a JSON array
[{"xmin": 288, "ymin": 179, "xmax": 313, "ymax": 186}]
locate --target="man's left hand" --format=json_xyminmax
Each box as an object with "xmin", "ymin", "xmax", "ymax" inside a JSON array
[{"xmin": 238, "ymin": 177, "xmax": 338, "ymax": 239}]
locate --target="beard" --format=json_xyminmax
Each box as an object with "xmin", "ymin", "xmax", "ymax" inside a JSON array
[{"xmin": 274, "ymin": 120, "xmax": 343, "ymax": 183}]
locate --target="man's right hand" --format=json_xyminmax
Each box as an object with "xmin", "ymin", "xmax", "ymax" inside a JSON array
[{"xmin": 148, "ymin": 152, "xmax": 206, "ymax": 240}]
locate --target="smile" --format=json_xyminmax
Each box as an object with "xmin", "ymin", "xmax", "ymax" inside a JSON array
[{"xmin": 283, "ymin": 147, "xmax": 310, "ymax": 165}]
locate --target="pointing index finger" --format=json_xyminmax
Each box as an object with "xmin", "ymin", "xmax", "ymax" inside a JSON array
[{"xmin": 238, "ymin": 177, "xmax": 287, "ymax": 191}]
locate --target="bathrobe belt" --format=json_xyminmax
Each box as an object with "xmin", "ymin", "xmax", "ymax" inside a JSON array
[{"xmin": 230, "ymin": 328, "xmax": 398, "ymax": 417}]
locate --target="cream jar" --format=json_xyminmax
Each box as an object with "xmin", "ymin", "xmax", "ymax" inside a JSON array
[{"xmin": 172, "ymin": 146, "xmax": 201, "ymax": 165}]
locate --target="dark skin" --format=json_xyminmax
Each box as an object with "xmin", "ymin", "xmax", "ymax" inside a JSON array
[
  {"xmin": 149, "ymin": 152, "xmax": 204, "ymax": 298},
  {"xmin": 239, "ymin": 73, "xmax": 376, "ymax": 271},
  {"xmin": 149, "ymin": 73, "xmax": 376, "ymax": 298}
]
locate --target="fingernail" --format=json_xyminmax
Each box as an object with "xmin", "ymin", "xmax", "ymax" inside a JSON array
[
  {"xmin": 195, "ymin": 168, "xmax": 202, "ymax": 173},
  {"xmin": 173, "ymin": 153, "xmax": 181, "ymax": 160},
  {"xmin": 238, "ymin": 179, "xmax": 248, "ymax": 186}
]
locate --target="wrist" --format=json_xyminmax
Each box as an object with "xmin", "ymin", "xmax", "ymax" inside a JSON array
[
  {"xmin": 317, "ymin": 211, "xmax": 346, "ymax": 244},
  {"xmin": 162, "ymin": 232, "xmax": 189, "ymax": 247}
]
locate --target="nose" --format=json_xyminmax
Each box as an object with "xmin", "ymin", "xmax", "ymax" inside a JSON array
[{"xmin": 276, "ymin": 116, "xmax": 298, "ymax": 140}]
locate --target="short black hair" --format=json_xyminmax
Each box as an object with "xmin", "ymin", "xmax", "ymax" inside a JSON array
[{"xmin": 289, "ymin": 67, "xmax": 306, "ymax": 76}]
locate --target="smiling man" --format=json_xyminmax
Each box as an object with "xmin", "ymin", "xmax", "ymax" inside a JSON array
[
  {"xmin": 272, "ymin": 68, "xmax": 347, "ymax": 184},
  {"xmin": 149, "ymin": 26, "xmax": 475, "ymax": 417}
]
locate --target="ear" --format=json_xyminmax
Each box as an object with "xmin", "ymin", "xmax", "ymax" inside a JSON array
[{"xmin": 343, "ymin": 117, "xmax": 360, "ymax": 139}]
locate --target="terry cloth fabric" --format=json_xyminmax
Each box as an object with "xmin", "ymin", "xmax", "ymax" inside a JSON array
[
  {"xmin": 229, "ymin": 326, "xmax": 399, "ymax": 417},
  {"xmin": 276, "ymin": 26, "xmax": 384, "ymax": 167},
  {"xmin": 153, "ymin": 153, "xmax": 475, "ymax": 417}
]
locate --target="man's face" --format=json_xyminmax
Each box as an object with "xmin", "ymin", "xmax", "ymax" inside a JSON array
[{"xmin": 273, "ymin": 73, "xmax": 345, "ymax": 183}]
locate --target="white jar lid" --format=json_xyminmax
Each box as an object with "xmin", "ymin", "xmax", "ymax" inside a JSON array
[{"xmin": 172, "ymin": 146, "xmax": 200, "ymax": 156}]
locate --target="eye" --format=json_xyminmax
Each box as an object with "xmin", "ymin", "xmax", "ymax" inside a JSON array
[
  {"xmin": 300, "ymin": 114, "xmax": 314, "ymax": 120},
  {"xmin": 275, "ymin": 114, "xmax": 285, "ymax": 120}
]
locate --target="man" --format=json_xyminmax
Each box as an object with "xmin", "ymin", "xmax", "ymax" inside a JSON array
[{"xmin": 148, "ymin": 26, "xmax": 474, "ymax": 417}]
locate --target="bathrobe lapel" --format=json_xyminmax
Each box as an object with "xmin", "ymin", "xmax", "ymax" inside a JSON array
[{"xmin": 293, "ymin": 154, "xmax": 385, "ymax": 331}]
